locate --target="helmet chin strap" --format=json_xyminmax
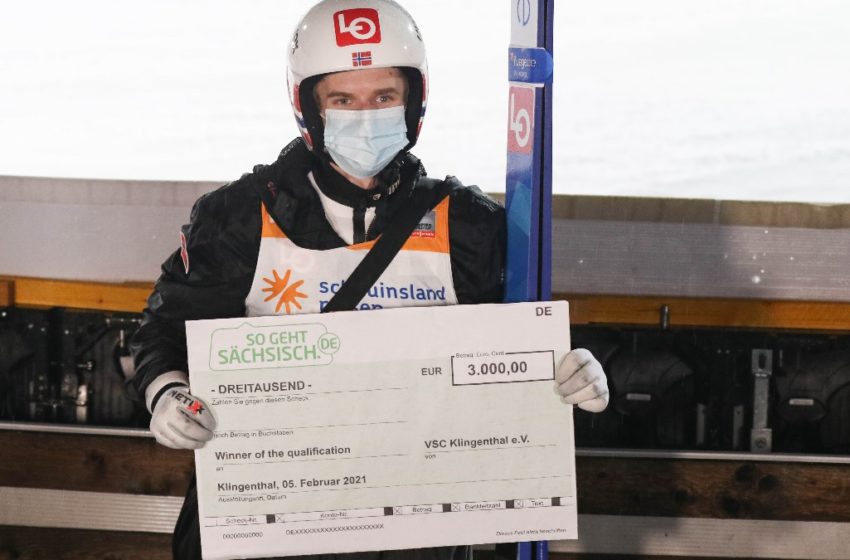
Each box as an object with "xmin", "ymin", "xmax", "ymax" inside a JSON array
[{"xmin": 299, "ymin": 74, "xmax": 329, "ymax": 155}]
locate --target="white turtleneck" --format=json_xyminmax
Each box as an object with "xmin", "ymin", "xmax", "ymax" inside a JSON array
[{"xmin": 307, "ymin": 171, "xmax": 377, "ymax": 245}]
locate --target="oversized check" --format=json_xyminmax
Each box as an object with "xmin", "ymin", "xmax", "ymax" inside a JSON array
[{"xmin": 186, "ymin": 301, "xmax": 576, "ymax": 559}]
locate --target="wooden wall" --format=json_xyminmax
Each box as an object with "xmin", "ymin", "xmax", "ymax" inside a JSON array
[
  {"xmin": 0, "ymin": 526, "xmax": 172, "ymax": 560},
  {"xmin": 2, "ymin": 429, "xmax": 849, "ymax": 558},
  {"xmin": 3, "ymin": 431, "xmax": 849, "ymax": 523},
  {"xmin": 5, "ymin": 276, "xmax": 850, "ymax": 331},
  {"xmin": 2, "ymin": 277, "xmax": 850, "ymax": 558}
]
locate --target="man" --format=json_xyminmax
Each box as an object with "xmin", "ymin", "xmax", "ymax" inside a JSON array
[{"xmin": 131, "ymin": 1, "xmax": 609, "ymax": 558}]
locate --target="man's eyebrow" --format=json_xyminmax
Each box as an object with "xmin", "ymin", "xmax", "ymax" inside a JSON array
[
  {"xmin": 323, "ymin": 87, "xmax": 403, "ymax": 98},
  {"xmin": 373, "ymin": 87, "xmax": 403, "ymax": 96}
]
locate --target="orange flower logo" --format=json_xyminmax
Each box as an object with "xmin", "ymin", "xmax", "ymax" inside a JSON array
[{"xmin": 262, "ymin": 269, "xmax": 308, "ymax": 314}]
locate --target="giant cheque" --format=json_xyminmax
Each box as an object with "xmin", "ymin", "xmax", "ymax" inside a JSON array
[{"xmin": 185, "ymin": 301, "xmax": 577, "ymax": 559}]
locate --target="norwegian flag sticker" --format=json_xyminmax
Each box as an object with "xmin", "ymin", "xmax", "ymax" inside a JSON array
[
  {"xmin": 334, "ymin": 8, "xmax": 381, "ymax": 46},
  {"xmin": 351, "ymin": 51, "xmax": 372, "ymax": 67}
]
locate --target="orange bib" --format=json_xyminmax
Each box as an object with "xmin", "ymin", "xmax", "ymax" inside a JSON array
[{"xmin": 244, "ymin": 196, "xmax": 457, "ymax": 316}]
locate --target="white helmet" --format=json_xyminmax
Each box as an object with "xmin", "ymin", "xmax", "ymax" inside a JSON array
[{"xmin": 287, "ymin": 0, "xmax": 428, "ymax": 154}]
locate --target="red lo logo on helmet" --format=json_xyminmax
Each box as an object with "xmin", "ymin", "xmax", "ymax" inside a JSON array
[{"xmin": 334, "ymin": 9, "xmax": 382, "ymax": 46}]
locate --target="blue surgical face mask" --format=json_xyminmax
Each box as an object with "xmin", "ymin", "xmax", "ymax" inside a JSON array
[{"xmin": 323, "ymin": 105, "xmax": 409, "ymax": 179}]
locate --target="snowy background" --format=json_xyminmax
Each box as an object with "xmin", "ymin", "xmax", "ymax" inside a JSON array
[{"xmin": 1, "ymin": 0, "xmax": 849, "ymax": 202}]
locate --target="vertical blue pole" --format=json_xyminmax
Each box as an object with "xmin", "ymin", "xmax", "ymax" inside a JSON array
[
  {"xmin": 505, "ymin": 1, "xmax": 554, "ymax": 559},
  {"xmin": 505, "ymin": 0, "xmax": 554, "ymax": 302},
  {"xmin": 539, "ymin": 0, "xmax": 554, "ymax": 302}
]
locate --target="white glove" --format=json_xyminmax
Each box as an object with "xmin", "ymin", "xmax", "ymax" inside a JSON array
[
  {"xmin": 554, "ymin": 348, "xmax": 610, "ymax": 413},
  {"xmin": 150, "ymin": 386, "xmax": 217, "ymax": 449}
]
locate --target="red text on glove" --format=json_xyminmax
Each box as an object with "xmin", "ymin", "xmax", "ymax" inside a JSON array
[
  {"xmin": 187, "ymin": 400, "xmax": 204, "ymax": 416},
  {"xmin": 170, "ymin": 389, "xmax": 206, "ymax": 416}
]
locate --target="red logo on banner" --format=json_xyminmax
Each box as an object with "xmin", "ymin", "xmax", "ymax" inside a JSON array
[
  {"xmin": 507, "ymin": 86, "xmax": 534, "ymax": 154},
  {"xmin": 334, "ymin": 9, "xmax": 381, "ymax": 46}
]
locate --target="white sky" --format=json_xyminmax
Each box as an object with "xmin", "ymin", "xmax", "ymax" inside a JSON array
[{"xmin": 1, "ymin": 1, "xmax": 849, "ymax": 202}]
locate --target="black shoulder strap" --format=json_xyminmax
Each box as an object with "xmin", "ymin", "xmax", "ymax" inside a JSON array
[{"xmin": 322, "ymin": 178, "xmax": 447, "ymax": 313}]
